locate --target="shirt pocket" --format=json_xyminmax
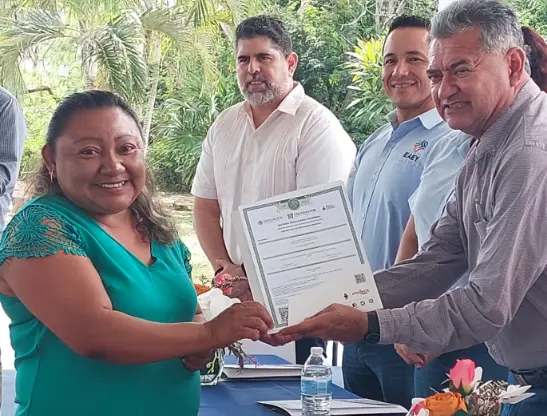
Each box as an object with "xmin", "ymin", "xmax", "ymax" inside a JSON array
[{"xmin": 385, "ymin": 154, "xmax": 423, "ymax": 185}]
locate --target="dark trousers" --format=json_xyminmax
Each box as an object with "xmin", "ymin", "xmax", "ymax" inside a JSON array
[
  {"xmin": 414, "ymin": 343, "xmax": 507, "ymax": 397},
  {"xmin": 295, "ymin": 338, "xmax": 327, "ymax": 364},
  {"xmin": 502, "ymin": 373, "xmax": 547, "ymax": 415},
  {"xmin": 342, "ymin": 342, "xmax": 414, "ymax": 408}
]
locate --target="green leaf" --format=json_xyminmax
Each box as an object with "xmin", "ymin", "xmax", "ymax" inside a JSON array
[
  {"xmin": 80, "ymin": 13, "xmax": 148, "ymax": 103},
  {"xmin": 0, "ymin": 8, "xmax": 70, "ymax": 96}
]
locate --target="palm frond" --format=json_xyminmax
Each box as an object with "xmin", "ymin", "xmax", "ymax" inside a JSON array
[
  {"xmin": 186, "ymin": 0, "xmax": 213, "ymax": 28},
  {"xmin": 19, "ymin": 0, "xmax": 58, "ymax": 10},
  {"xmin": 140, "ymin": 7, "xmax": 194, "ymax": 46},
  {"xmin": 80, "ymin": 13, "xmax": 148, "ymax": 104},
  {"xmin": 0, "ymin": 9, "xmax": 70, "ymax": 49},
  {"xmin": 192, "ymin": 25, "xmax": 219, "ymax": 88},
  {"xmin": 0, "ymin": 47, "xmax": 26, "ymax": 97},
  {"xmin": 0, "ymin": 9, "xmax": 70, "ymax": 96}
]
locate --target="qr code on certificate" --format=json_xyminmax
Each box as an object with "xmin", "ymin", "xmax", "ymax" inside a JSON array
[
  {"xmin": 354, "ymin": 273, "xmax": 367, "ymax": 284},
  {"xmin": 279, "ymin": 306, "xmax": 289, "ymax": 324}
]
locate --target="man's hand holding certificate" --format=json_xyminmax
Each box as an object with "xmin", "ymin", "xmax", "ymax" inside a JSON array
[{"xmin": 236, "ymin": 181, "xmax": 383, "ymax": 339}]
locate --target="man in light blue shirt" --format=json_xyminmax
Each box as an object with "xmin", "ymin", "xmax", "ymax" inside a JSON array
[
  {"xmin": 348, "ymin": 110, "xmax": 451, "ymax": 272},
  {"xmin": 403, "ymin": 132, "xmax": 471, "ymax": 254},
  {"xmin": 395, "ymin": 132, "xmax": 508, "ymax": 397},
  {"xmin": 343, "ymin": 16, "xmax": 455, "ymax": 408}
]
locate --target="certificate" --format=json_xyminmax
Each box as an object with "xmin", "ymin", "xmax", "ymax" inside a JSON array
[{"xmin": 236, "ymin": 181, "xmax": 382, "ymax": 330}]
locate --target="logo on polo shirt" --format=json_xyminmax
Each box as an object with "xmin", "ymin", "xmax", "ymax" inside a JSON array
[{"xmin": 403, "ymin": 140, "xmax": 428, "ymax": 162}]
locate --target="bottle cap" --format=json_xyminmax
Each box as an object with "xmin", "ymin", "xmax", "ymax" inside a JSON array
[{"xmin": 311, "ymin": 347, "xmax": 324, "ymax": 355}]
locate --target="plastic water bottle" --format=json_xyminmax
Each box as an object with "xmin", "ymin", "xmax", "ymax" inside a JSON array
[{"xmin": 301, "ymin": 347, "xmax": 332, "ymax": 415}]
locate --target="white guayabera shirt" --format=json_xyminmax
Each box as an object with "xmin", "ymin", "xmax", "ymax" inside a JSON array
[{"xmin": 191, "ymin": 83, "xmax": 356, "ymax": 265}]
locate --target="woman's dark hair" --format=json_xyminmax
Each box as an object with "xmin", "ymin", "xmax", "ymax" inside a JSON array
[
  {"xmin": 33, "ymin": 90, "xmax": 178, "ymax": 244},
  {"xmin": 522, "ymin": 26, "xmax": 547, "ymax": 92}
]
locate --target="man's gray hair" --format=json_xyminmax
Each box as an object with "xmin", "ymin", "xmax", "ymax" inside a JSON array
[{"xmin": 431, "ymin": 0, "xmax": 524, "ymax": 54}]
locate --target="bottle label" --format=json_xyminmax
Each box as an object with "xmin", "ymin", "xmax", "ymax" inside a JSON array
[{"xmin": 301, "ymin": 379, "xmax": 333, "ymax": 395}]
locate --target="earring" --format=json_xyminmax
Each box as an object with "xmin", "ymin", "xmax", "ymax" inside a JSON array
[{"xmin": 49, "ymin": 170, "xmax": 55, "ymax": 182}]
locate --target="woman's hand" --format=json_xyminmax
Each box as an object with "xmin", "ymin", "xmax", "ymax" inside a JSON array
[
  {"xmin": 182, "ymin": 350, "xmax": 215, "ymax": 371},
  {"xmin": 182, "ymin": 306, "xmax": 215, "ymax": 371},
  {"xmin": 204, "ymin": 301, "xmax": 273, "ymax": 348}
]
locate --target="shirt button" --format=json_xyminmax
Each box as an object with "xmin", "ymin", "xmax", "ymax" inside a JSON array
[{"xmin": 491, "ymin": 344, "xmax": 497, "ymax": 352}]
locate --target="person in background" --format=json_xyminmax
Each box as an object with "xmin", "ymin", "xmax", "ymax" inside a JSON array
[
  {"xmin": 343, "ymin": 15, "xmax": 454, "ymax": 407},
  {"xmin": 0, "ymin": 90, "xmax": 273, "ymax": 416},
  {"xmin": 0, "ymin": 88, "xmax": 26, "ymax": 233},
  {"xmin": 522, "ymin": 26, "xmax": 547, "ymax": 92},
  {"xmin": 279, "ymin": 1, "xmax": 547, "ymax": 415},
  {"xmin": 394, "ymin": 23, "xmax": 547, "ymax": 398},
  {"xmin": 191, "ymin": 15, "xmax": 355, "ymax": 364},
  {"xmin": 0, "ymin": 86, "xmax": 26, "ymax": 407}
]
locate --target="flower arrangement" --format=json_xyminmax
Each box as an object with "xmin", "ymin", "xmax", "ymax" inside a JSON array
[
  {"xmin": 194, "ymin": 276, "xmax": 257, "ymax": 371},
  {"xmin": 408, "ymin": 359, "xmax": 535, "ymax": 416}
]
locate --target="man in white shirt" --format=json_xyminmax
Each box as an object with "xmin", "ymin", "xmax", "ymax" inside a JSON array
[{"xmin": 191, "ymin": 15, "xmax": 356, "ymax": 363}]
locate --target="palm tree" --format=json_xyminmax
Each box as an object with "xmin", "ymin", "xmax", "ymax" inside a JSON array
[
  {"xmin": 135, "ymin": 0, "xmax": 266, "ymax": 144},
  {"xmin": 0, "ymin": 0, "xmax": 262, "ymax": 145},
  {"xmin": 0, "ymin": 3, "xmax": 148, "ymax": 106}
]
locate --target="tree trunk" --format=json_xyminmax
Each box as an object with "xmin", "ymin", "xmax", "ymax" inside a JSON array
[
  {"xmin": 142, "ymin": 33, "xmax": 162, "ymax": 147},
  {"xmin": 298, "ymin": 0, "xmax": 310, "ymax": 13},
  {"xmin": 375, "ymin": 0, "xmax": 383, "ymax": 32},
  {"xmin": 82, "ymin": 48, "xmax": 98, "ymax": 90},
  {"xmin": 375, "ymin": 0, "xmax": 407, "ymax": 32}
]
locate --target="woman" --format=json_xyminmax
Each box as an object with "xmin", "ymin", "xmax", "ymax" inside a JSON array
[
  {"xmin": 0, "ymin": 90, "xmax": 273, "ymax": 415},
  {"xmin": 394, "ymin": 25, "xmax": 547, "ymax": 398},
  {"xmin": 522, "ymin": 26, "xmax": 547, "ymax": 92}
]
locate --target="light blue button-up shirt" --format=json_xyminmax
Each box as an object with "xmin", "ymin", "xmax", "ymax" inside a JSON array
[
  {"xmin": 409, "ymin": 131, "xmax": 471, "ymax": 247},
  {"xmin": 347, "ymin": 108, "xmax": 453, "ymax": 272},
  {"xmin": 409, "ymin": 131, "xmax": 471, "ymax": 288}
]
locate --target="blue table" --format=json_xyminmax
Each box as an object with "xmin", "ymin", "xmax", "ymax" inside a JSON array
[
  {"xmin": 2, "ymin": 357, "xmax": 406, "ymax": 415},
  {"xmin": 199, "ymin": 355, "xmax": 406, "ymax": 415}
]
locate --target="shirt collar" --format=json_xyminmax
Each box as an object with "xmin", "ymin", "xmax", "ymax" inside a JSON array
[
  {"xmin": 476, "ymin": 79, "xmax": 542, "ymax": 160},
  {"xmin": 240, "ymin": 82, "xmax": 305, "ymax": 118},
  {"xmin": 387, "ymin": 108, "xmax": 444, "ymax": 130}
]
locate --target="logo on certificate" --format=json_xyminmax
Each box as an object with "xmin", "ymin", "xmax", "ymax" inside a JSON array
[{"xmin": 287, "ymin": 199, "xmax": 300, "ymax": 210}]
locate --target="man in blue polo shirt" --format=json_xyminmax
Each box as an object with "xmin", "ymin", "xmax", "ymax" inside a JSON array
[{"xmin": 343, "ymin": 15, "xmax": 455, "ymax": 408}]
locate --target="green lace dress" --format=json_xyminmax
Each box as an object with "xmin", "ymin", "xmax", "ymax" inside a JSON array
[{"xmin": 0, "ymin": 195, "xmax": 200, "ymax": 416}]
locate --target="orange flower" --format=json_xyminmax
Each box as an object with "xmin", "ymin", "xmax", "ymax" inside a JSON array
[
  {"xmin": 424, "ymin": 392, "xmax": 467, "ymax": 416},
  {"xmin": 194, "ymin": 283, "xmax": 211, "ymax": 296}
]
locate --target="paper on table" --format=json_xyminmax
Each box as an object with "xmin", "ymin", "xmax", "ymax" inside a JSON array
[
  {"xmin": 223, "ymin": 363, "xmax": 302, "ymax": 379},
  {"xmin": 288, "ymin": 265, "xmax": 383, "ymax": 326},
  {"xmin": 257, "ymin": 399, "xmax": 408, "ymax": 415}
]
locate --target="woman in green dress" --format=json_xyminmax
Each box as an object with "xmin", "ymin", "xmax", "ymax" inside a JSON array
[{"xmin": 0, "ymin": 90, "xmax": 273, "ymax": 415}]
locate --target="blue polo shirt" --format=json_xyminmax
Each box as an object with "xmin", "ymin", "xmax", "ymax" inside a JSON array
[
  {"xmin": 409, "ymin": 131, "xmax": 471, "ymax": 247},
  {"xmin": 347, "ymin": 109, "xmax": 453, "ymax": 272}
]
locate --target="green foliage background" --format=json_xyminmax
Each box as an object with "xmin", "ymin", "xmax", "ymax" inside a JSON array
[{"xmin": 5, "ymin": 0, "xmax": 546, "ymax": 191}]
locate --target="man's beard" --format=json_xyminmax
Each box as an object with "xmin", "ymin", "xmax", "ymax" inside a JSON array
[{"xmin": 240, "ymin": 76, "xmax": 286, "ymax": 107}]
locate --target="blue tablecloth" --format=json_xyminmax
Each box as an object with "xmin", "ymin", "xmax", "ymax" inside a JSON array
[{"xmin": 199, "ymin": 355, "xmax": 406, "ymax": 416}]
